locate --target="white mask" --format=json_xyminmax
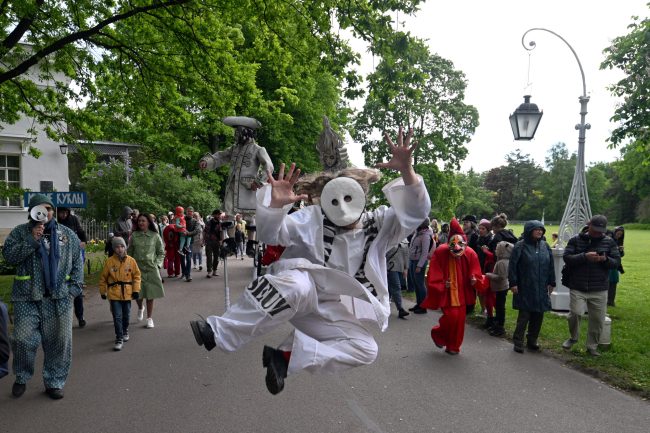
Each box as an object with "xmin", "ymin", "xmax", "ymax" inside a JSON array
[{"xmin": 320, "ymin": 177, "xmax": 366, "ymax": 227}]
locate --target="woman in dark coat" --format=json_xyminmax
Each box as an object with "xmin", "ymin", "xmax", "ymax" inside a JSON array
[{"xmin": 508, "ymin": 220, "xmax": 556, "ymax": 353}]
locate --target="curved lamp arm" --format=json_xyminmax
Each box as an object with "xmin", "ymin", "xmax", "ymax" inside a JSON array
[{"xmin": 522, "ymin": 28, "xmax": 587, "ymax": 98}]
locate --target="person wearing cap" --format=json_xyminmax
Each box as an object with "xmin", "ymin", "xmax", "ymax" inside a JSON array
[
  {"xmin": 190, "ymin": 126, "xmax": 430, "ymax": 395},
  {"xmin": 2, "ymin": 194, "xmax": 83, "ymax": 399},
  {"xmin": 562, "ymin": 215, "xmax": 620, "ymax": 356},
  {"xmin": 99, "ymin": 237, "xmax": 142, "ymax": 351},
  {"xmin": 198, "ymin": 116, "xmax": 274, "ymax": 218},
  {"xmin": 57, "ymin": 206, "xmax": 88, "ymax": 328}
]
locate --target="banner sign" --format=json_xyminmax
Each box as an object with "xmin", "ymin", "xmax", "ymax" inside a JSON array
[{"xmin": 23, "ymin": 191, "xmax": 88, "ymax": 208}]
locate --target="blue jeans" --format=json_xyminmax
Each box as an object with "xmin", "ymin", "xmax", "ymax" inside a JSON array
[
  {"xmin": 181, "ymin": 244, "xmax": 193, "ymax": 278},
  {"xmin": 192, "ymin": 249, "xmax": 202, "ymax": 267},
  {"xmin": 110, "ymin": 300, "xmax": 131, "ymax": 340},
  {"xmin": 408, "ymin": 260, "xmax": 426, "ymax": 306},
  {"xmin": 387, "ymin": 271, "xmax": 403, "ymax": 310}
]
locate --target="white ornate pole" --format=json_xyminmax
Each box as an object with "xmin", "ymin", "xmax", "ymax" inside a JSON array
[{"xmin": 521, "ymin": 28, "xmax": 592, "ymax": 311}]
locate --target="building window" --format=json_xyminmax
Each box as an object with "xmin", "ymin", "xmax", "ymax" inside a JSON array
[{"xmin": 1, "ymin": 154, "xmax": 21, "ymax": 207}]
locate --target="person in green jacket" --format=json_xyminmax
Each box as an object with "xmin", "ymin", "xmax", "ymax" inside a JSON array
[{"xmin": 128, "ymin": 214, "xmax": 165, "ymax": 329}]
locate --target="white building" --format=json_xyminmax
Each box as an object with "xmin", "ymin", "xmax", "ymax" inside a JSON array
[{"xmin": 0, "ymin": 45, "xmax": 71, "ymax": 242}]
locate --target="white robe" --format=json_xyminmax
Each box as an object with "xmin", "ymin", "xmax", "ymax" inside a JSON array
[{"xmin": 207, "ymin": 176, "xmax": 430, "ymax": 374}]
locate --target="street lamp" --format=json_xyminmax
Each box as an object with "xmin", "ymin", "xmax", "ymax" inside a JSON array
[
  {"xmin": 59, "ymin": 143, "xmax": 68, "ymax": 155},
  {"xmin": 510, "ymin": 28, "xmax": 594, "ymax": 311},
  {"xmin": 511, "ymin": 28, "xmax": 592, "ymax": 246},
  {"xmin": 509, "ymin": 95, "xmax": 543, "ymax": 140}
]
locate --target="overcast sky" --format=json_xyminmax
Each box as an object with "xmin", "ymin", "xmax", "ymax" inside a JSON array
[{"xmin": 345, "ymin": 0, "xmax": 649, "ymax": 173}]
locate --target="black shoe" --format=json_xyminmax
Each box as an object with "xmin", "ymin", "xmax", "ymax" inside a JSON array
[
  {"xmin": 78, "ymin": 319, "xmax": 86, "ymax": 328},
  {"xmin": 262, "ymin": 345, "xmax": 288, "ymax": 395},
  {"xmin": 45, "ymin": 388, "xmax": 64, "ymax": 399},
  {"xmin": 527, "ymin": 343, "xmax": 541, "ymax": 352},
  {"xmin": 408, "ymin": 305, "xmax": 418, "ymax": 312},
  {"xmin": 12, "ymin": 382, "xmax": 26, "ymax": 398},
  {"xmin": 513, "ymin": 345, "xmax": 524, "ymax": 354},
  {"xmin": 489, "ymin": 326, "xmax": 505, "ymax": 337},
  {"xmin": 199, "ymin": 265, "xmax": 203, "ymax": 271},
  {"xmin": 206, "ymin": 273, "xmax": 211, "ymax": 278},
  {"xmin": 398, "ymin": 309, "xmax": 410, "ymax": 319},
  {"xmin": 190, "ymin": 319, "xmax": 216, "ymax": 351},
  {"xmin": 413, "ymin": 306, "xmax": 427, "ymax": 314}
]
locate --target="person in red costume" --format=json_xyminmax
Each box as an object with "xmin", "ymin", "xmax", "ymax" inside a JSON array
[
  {"xmin": 421, "ymin": 218, "xmax": 488, "ymax": 355},
  {"xmin": 162, "ymin": 222, "xmax": 181, "ymax": 278}
]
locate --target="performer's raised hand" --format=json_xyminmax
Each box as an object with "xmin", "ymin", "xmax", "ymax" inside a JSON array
[
  {"xmin": 375, "ymin": 126, "xmax": 418, "ymax": 185},
  {"xmin": 267, "ymin": 163, "xmax": 308, "ymax": 208}
]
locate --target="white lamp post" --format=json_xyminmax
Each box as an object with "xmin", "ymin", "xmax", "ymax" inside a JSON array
[{"xmin": 511, "ymin": 28, "xmax": 593, "ymax": 310}]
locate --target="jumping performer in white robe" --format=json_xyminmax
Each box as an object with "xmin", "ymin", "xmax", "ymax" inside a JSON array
[{"xmin": 191, "ymin": 127, "xmax": 430, "ymax": 394}]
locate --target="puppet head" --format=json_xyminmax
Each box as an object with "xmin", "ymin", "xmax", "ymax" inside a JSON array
[
  {"xmin": 449, "ymin": 234, "xmax": 467, "ymax": 257},
  {"xmin": 320, "ymin": 177, "xmax": 366, "ymax": 227},
  {"xmin": 175, "ymin": 206, "xmax": 184, "ymax": 217}
]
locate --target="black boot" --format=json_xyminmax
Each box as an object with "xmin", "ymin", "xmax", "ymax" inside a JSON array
[
  {"xmin": 398, "ymin": 308, "xmax": 410, "ymax": 319},
  {"xmin": 262, "ymin": 346, "xmax": 288, "ymax": 395},
  {"xmin": 190, "ymin": 319, "xmax": 216, "ymax": 351}
]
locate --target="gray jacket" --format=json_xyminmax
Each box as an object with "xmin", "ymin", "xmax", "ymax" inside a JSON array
[{"xmin": 387, "ymin": 239, "xmax": 409, "ymax": 273}]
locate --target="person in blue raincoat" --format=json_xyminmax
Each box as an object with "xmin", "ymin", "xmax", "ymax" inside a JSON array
[
  {"xmin": 2, "ymin": 194, "xmax": 83, "ymax": 399},
  {"xmin": 508, "ymin": 220, "xmax": 555, "ymax": 354}
]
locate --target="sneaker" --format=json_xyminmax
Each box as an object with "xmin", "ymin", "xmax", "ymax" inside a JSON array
[
  {"xmin": 137, "ymin": 308, "xmax": 145, "ymax": 322},
  {"xmin": 206, "ymin": 273, "xmax": 211, "ymax": 279},
  {"xmin": 146, "ymin": 318, "xmax": 154, "ymax": 329},
  {"xmin": 114, "ymin": 339, "xmax": 123, "ymax": 351},
  {"xmin": 527, "ymin": 342, "xmax": 540, "ymax": 352},
  {"xmin": 262, "ymin": 346, "xmax": 288, "ymax": 395},
  {"xmin": 586, "ymin": 347, "xmax": 601, "ymax": 357},
  {"xmin": 78, "ymin": 318, "xmax": 86, "ymax": 328},
  {"xmin": 12, "ymin": 382, "xmax": 26, "ymax": 398},
  {"xmin": 185, "ymin": 276, "xmax": 192, "ymax": 282},
  {"xmin": 178, "ymin": 249, "xmax": 185, "ymax": 256},
  {"xmin": 212, "ymin": 271, "xmax": 219, "ymax": 276},
  {"xmin": 123, "ymin": 332, "xmax": 130, "ymax": 342},
  {"xmin": 190, "ymin": 319, "xmax": 217, "ymax": 351},
  {"xmin": 562, "ymin": 338, "xmax": 578, "ymax": 350}
]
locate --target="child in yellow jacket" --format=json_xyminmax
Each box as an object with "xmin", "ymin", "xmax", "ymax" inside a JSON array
[{"xmin": 99, "ymin": 237, "xmax": 142, "ymax": 351}]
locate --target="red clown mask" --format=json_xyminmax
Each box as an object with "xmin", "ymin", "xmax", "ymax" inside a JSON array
[{"xmin": 449, "ymin": 234, "xmax": 467, "ymax": 257}]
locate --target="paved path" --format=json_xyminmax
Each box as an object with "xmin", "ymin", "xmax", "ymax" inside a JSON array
[{"xmin": 1, "ymin": 256, "xmax": 648, "ymax": 433}]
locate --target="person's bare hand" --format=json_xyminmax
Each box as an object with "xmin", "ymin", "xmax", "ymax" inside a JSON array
[
  {"xmin": 547, "ymin": 285, "xmax": 554, "ymax": 294},
  {"xmin": 510, "ymin": 286, "xmax": 518, "ymax": 294},
  {"xmin": 585, "ymin": 251, "xmax": 600, "ymax": 262},
  {"xmin": 32, "ymin": 223, "xmax": 44, "ymax": 241},
  {"xmin": 267, "ymin": 163, "xmax": 308, "ymax": 208},
  {"xmin": 375, "ymin": 126, "xmax": 417, "ymax": 173},
  {"xmin": 470, "ymin": 276, "xmax": 477, "ymax": 286}
]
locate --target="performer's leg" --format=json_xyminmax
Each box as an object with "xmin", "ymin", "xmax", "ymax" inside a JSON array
[
  {"xmin": 205, "ymin": 270, "xmax": 316, "ymax": 352},
  {"xmin": 287, "ymin": 301, "xmax": 378, "ymax": 374},
  {"xmin": 41, "ymin": 297, "xmax": 73, "ymax": 390},
  {"xmin": 443, "ymin": 306, "xmax": 466, "ymax": 353},
  {"xmin": 12, "ymin": 301, "xmax": 42, "ymax": 386}
]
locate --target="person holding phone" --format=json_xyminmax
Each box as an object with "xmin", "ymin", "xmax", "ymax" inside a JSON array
[{"xmin": 562, "ymin": 215, "xmax": 620, "ymax": 356}]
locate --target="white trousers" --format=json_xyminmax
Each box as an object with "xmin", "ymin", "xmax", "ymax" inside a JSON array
[{"xmin": 206, "ymin": 269, "xmax": 378, "ymax": 375}]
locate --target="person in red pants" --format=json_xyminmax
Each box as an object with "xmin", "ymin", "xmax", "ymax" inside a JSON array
[
  {"xmin": 162, "ymin": 223, "xmax": 181, "ymax": 277},
  {"xmin": 421, "ymin": 218, "xmax": 487, "ymax": 355}
]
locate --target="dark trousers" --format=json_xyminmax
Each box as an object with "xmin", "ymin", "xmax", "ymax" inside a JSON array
[
  {"xmin": 205, "ymin": 243, "xmax": 220, "ymax": 273},
  {"xmin": 608, "ymin": 282, "xmax": 617, "ymax": 306},
  {"xmin": 387, "ymin": 271, "xmax": 403, "ymax": 310},
  {"xmin": 513, "ymin": 310, "xmax": 544, "ymax": 347},
  {"xmin": 494, "ymin": 290, "xmax": 508, "ymax": 328},
  {"xmin": 73, "ymin": 293, "xmax": 84, "ymax": 321},
  {"xmin": 180, "ymin": 245, "xmax": 193, "ymax": 278},
  {"xmin": 110, "ymin": 300, "xmax": 131, "ymax": 340}
]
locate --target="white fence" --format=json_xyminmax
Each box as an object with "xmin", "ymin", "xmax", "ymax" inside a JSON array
[{"xmin": 81, "ymin": 219, "xmax": 111, "ymax": 242}]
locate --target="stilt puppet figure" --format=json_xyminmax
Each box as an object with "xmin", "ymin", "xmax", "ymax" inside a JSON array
[
  {"xmin": 421, "ymin": 218, "xmax": 487, "ymax": 355},
  {"xmin": 191, "ymin": 127, "xmax": 430, "ymax": 394}
]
